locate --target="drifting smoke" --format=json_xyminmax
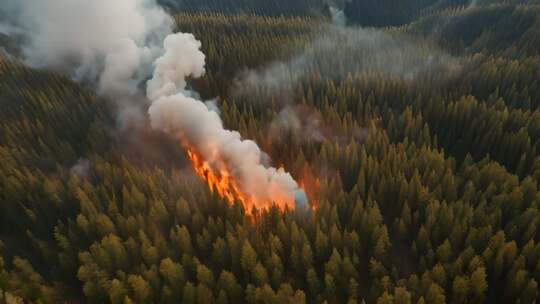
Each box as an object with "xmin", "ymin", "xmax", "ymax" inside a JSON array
[
  {"xmin": 234, "ymin": 5, "xmax": 461, "ymax": 150},
  {"xmin": 269, "ymin": 105, "xmax": 369, "ymax": 145},
  {"xmin": 271, "ymin": 106, "xmax": 327, "ymax": 142},
  {"xmin": 237, "ymin": 26, "xmax": 461, "ymax": 95},
  {"xmin": 0, "ymin": 0, "xmax": 175, "ymax": 128},
  {"xmin": 0, "ymin": 23, "xmax": 20, "ymax": 36},
  {"xmin": 1, "ymin": 0, "xmax": 304, "ymax": 212},
  {"xmin": 70, "ymin": 159, "xmax": 91, "ymax": 179},
  {"xmin": 204, "ymin": 99, "xmax": 221, "ymax": 114},
  {"xmin": 468, "ymin": 0, "xmax": 479, "ymax": 8},
  {"xmin": 329, "ymin": 6, "xmax": 347, "ymax": 26},
  {"xmin": 147, "ymin": 34, "xmax": 302, "ymax": 211},
  {"xmin": 2, "ymin": 0, "xmax": 171, "ymax": 94},
  {"xmin": 236, "ymin": 1, "xmax": 462, "ymax": 98}
]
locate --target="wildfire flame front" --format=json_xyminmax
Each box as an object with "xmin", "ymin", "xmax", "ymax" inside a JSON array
[{"xmin": 187, "ymin": 148, "xmax": 300, "ymax": 215}]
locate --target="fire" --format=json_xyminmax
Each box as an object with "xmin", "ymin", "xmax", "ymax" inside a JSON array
[
  {"xmin": 186, "ymin": 148, "xmax": 298, "ymax": 215},
  {"xmin": 298, "ymin": 165, "xmax": 321, "ymax": 211},
  {"xmin": 187, "ymin": 149, "xmax": 249, "ymax": 208}
]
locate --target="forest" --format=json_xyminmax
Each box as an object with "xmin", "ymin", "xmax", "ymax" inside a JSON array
[{"xmin": 1, "ymin": 0, "xmax": 540, "ymax": 303}]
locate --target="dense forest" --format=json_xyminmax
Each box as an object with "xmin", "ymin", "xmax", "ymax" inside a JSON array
[{"xmin": 1, "ymin": 0, "xmax": 540, "ymax": 303}]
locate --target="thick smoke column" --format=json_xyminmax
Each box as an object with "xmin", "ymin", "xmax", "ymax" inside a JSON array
[
  {"xmin": 147, "ymin": 34, "xmax": 302, "ymax": 211},
  {"xmin": 1, "ymin": 0, "xmax": 304, "ymax": 211}
]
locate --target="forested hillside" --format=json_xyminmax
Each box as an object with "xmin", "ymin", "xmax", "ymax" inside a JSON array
[
  {"xmin": 158, "ymin": 0, "xmax": 328, "ymax": 17},
  {"xmin": 1, "ymin": 1, "xmax": 540, "ymax": 303}
]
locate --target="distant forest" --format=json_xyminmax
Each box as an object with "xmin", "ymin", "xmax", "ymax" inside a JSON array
[
  {"xmin": 159, "ymin": 0, "xmax": 540, "ymax": 26},
  {"xmin": 1, "ymin": 0, "xmax": 540, "ymax": 303}
]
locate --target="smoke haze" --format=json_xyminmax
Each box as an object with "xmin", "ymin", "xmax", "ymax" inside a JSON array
[
  {"xmin": 147, "ymin": 33, "xmax": 301, "ymax": 210},
  {"xmin": 237, "ymin": 25, "xmax": 461, "ymax": 95},
  {"xmin": 1, "ymin": 0, "xmax": 303, "ymax": 211},
  {"xmin": 234, "ymin": 8, "xmax": 462, "ymax": 146},
  {"xmin": 2, "ymin": 0, "xmax": 172, "ymax": 96}
]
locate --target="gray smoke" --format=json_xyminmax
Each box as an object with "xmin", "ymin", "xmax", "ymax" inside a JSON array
[
  {"xmin": 0, "ymin": 0, "xmax": 174, "ymax": 127},
  {"xmin": 329, "ymin": 6, "xmax": 347, "ymax": 26},
  {"xmin": 0, "ymin": 23, "xmax": 21, "ymax": 36},
  {"xmin": 269, "ymin": 105, "xmax": 369, "ymax": 145},
  {"xmin": 1, "ymin": 0, "xmax": 303, "ymax": 211},
  {"xmin": 234, "ymin": 13, "xmax": 462, "ymax": 152},
  {"xmin": 3, "ymin": 0, "xmax": 172, "ymax": 94},
  {"xmin": 238, "ymin": 25, "xmax": 461, "ymax": 94},
  {"xmin": 70, "ymin": 159, "xmax": 91, "ymax": 179},
  {"xmin": 147, "ymin": 33, "xmax": 301, "ymax": 210},
  {"xmin": 468, "ymin": 0, "xmax": 479, "ymax": 8}
]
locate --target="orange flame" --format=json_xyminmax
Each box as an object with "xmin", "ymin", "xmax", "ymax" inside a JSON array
[
  {"xmin": 298, "ymin": 165, "xmax": 321, "ymax": 211},
  {"xmin": 186, "ymin": 148, "xmax": 298, "ymax": 215}
]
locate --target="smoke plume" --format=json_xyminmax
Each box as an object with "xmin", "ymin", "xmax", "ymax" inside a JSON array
[
  {"xmin": 2, "ymin": 0, "xmax": 171, "ymax": 95},
  {"xmin": 0, "ymin": 0, "xmax": 177, "ymax": 129},
  {"xmin": 147, "ymin": 33, "xmax": 301, "ymax": 210},
  {"xmin": 2, "ymin": 0, "xmax": 303, "ymax": 211}
]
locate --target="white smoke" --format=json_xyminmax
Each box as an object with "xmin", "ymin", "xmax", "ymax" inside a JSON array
[
  {"xmin": 146, "ymin": 34, "xmax": 206, "ymax": 100},
  {"xmin": 147, "ymin": 34, "xmax": 301, "ymax": 209},
  {"xmin": 204, "ymin": 99, "xmax": 221, "ymax": 114},
  {"xmin": 99, "ymin": 38, "xmax": 146, "ymax": 96},
  {"xmin": 329, "ymin": 6, "xmax": 347, "ymax": 26},
  {"xmin": 468, "ymin": 0, "xmax": 479, "ymax": 8},
  {"xmin": 2, "ymin": 0, "xmax": 171, "ymax": 97},
  {"xmin": 235, "ymin": 25, "xmax": 462, "ymax": 106},
  {"xmin": 2, "ymin": 0, "xmax": 303, "ymax": 210},
  {"xmin": 0, "ymin": 23, "xmax": 21, "ymax": 36},
  {"xmin": 70, "ymin": 159, "xmax": 91, "ymax": 179}
]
